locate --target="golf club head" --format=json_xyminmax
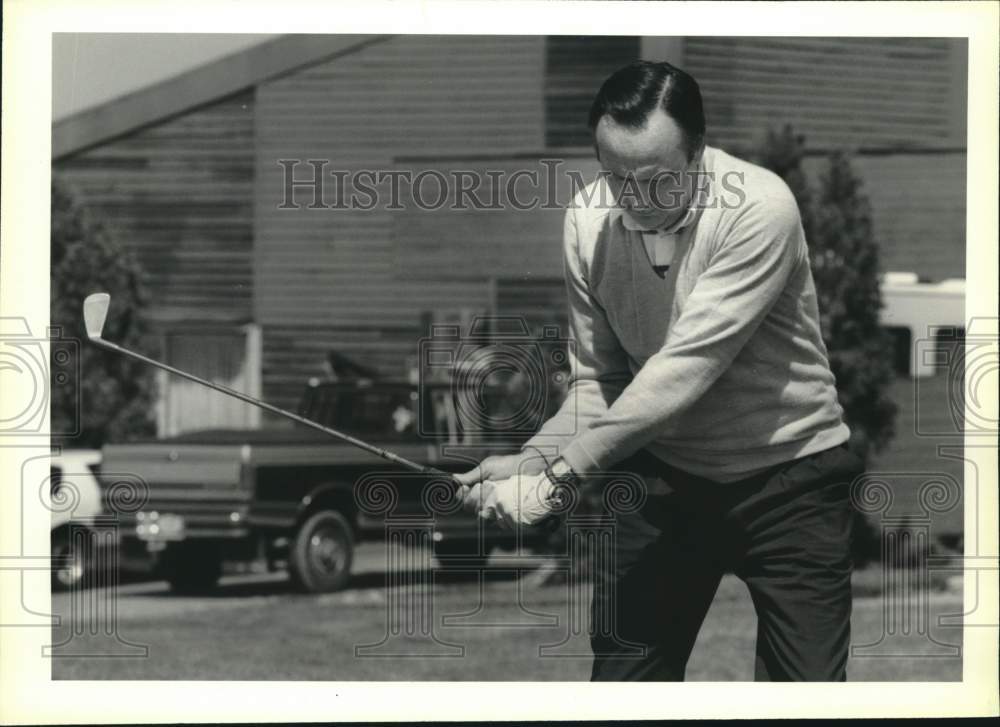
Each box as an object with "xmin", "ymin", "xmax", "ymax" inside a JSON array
[{"xmin": 83, "ymin": 293, "xmax": 111, "ymax": 340}]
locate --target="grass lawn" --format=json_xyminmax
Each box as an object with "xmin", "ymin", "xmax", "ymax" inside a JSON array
[{"xmin": 50, "ymin": 561, "xmax": 963, "ymax": 681}]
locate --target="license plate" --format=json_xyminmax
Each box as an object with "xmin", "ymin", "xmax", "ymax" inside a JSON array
[{"xmin": 136, "ymin": 513, "xmax": 185, "ymax": 542}]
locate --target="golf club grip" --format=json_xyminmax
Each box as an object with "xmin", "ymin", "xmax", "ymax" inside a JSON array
[{"xmin": 442, "ymin": 473, "xmax": 563, "ymax": 533}]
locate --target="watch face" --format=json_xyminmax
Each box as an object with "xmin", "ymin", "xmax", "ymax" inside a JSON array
[{"xmin": 549, "ymin": 458, "xmax": 575, "ymax": 478}]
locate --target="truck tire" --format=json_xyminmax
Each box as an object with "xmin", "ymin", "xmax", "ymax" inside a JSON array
[
  {"xmin": 289, "ymin": 510, "xmax": 354, "ymax": 593},
  {"xmin": 51, "ymin": 529, "xmax": 88, "ymax": 591},
  {"xmin": 161, "ymin": 543, "xmax": 222, "ymax": 594}
]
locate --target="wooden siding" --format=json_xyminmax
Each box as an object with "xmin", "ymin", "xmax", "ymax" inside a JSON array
[
  {"xmin": 254, "ymin": 35, "xmax": 547, "ymax": 410},
  {"xmin": 392, "ymin": 156, "xmax": 600, "ymax": 280},
  {"xmin": 54, "ymin": 89, "xmax": 256, "ymax": 324},
  {"xmin": 545, "ymin": 36, "xmax": 641, "ymax": 148},
  {"xmin": 685, "ymin": 37, "xmax": 967, "ymax": 153},
  {"xmin": 495, "ymin": 277, "xmax": 568, "ymax": 339}
]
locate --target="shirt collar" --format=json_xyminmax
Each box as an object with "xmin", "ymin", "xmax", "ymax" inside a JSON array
[{"xmin": 618, "ymin": 204, "xmax": 698, "ymax": 235}]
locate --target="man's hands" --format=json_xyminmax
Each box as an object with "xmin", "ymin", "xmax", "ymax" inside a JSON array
[
  {"xmin": 462, "ymin": 471, "xmax": 559, "ymax": 529},
  {"xmin": 454, "ymin": 451, "xmax": 556, "ymax": 529},
  {"xmin": 453, "ymin": 451, "xmax": 547, "ymax": 490}
]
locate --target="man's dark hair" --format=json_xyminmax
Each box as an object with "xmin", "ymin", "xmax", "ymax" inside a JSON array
[{"xmin": 588, "ymin": 60, "xmax": 706, "ymax": 161}]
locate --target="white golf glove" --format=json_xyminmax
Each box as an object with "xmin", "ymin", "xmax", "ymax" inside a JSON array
[{"xmin": 463, "ymin": 471, "xmax": 559, "ymax": 529}]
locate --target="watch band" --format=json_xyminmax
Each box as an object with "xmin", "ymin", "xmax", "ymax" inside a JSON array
[
  {"xmin": 545, "ymin": 456, "xmax": 579, "ymax": 483},
  {"xmin": 544, "ymin": 456, "xmax": 580, "ymax": 512},
  {"xmin": 521, "ymin": 444, "xmax": 551, "ymax": 469}
]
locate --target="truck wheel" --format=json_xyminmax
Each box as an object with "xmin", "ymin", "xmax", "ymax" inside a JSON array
[
  {"xmin": 434, "ymin": 540, "xmax": 491, "ymax": 570},
  {"xmin": 51, "ymin": 531, "xmax": 88, "ymax": 591},
  {"xmin": 289, "ymin": 510, "xmax": 354, "ymax": 593},
  {"xmin": 161, "ymin": 543, "xmax": 222, "ymax": 594}
]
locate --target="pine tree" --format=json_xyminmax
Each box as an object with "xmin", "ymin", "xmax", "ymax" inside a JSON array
[
  {"xmin": 813, "ymin": 152, "xmax": 898, "ymax": 455},
  {"xmin": 51, "ymin": 177, "xmax": 158, "ymax": 448}
]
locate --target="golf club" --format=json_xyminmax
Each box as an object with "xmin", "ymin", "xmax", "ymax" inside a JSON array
[
  {"xmin": 82, "ymin": 292, "xmax": 450, "ymax": 479},
  {"xmin": 84, "ymin": 292, "xmax": 566, "ymax": 529}
]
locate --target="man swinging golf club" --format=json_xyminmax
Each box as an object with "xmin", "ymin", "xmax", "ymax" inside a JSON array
[{"xmin": 455, "ymin": 60, "xmax": 864, "ymax": 681}]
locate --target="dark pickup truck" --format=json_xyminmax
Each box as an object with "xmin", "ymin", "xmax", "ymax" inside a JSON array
[{"xmin": 100, "ymin": 379, "xmax": 536, "ymax": 593}]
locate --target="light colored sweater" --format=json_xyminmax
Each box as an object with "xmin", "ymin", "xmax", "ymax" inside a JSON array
[{"xmin": 525, "ymin": 146, "xmax": 850, "ymax": 483}]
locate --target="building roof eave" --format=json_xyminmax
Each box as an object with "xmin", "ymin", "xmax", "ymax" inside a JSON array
[{"xmin": 52, "ymin": 33, "xmax": 392, "ymax": 160}]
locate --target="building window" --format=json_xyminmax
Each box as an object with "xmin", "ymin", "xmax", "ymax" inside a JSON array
[{"xmin": 545, "ymin": 36, "xmax": 640, "ymax": 149}]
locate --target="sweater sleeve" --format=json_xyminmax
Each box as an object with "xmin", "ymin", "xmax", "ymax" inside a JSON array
[
  {"xmin": 521, "ymin": 205, "xmax": 633, "ymax": 457},
  {"xmin": 560, "ymin": 189, "xmax": 804, "ymax": 475}
]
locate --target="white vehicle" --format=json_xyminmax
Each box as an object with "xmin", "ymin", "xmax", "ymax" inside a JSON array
[{"xmin": 49, "ymin": 449, "xmax": 104, "ymax": 590}]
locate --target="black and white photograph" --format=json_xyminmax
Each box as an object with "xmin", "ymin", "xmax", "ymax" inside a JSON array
[{"xmin": 1, "ymin": 0, "xmax": 997, "ymax": 722}]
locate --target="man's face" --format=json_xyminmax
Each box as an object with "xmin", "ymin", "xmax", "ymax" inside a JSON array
[{"xmin": 595, "ymin": 109, "xmax": 700, "ymax": 230}]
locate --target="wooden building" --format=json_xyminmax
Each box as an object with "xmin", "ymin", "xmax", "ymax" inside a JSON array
[{"xmin": 53, "ymin": 35, "xmax": 968, "ymax": 436}]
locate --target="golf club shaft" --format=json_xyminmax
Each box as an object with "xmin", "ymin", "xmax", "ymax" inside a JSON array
[{"xmin": 88, "ymin": 337, "xmax": 451, "ymax": 479}]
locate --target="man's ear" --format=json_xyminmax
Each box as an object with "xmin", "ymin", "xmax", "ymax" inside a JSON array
[{"xmin": 689, "ymin": 140, "xmax": 706, "ymax": 167}]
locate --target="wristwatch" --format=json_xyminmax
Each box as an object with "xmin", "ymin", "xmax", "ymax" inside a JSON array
[{"xmin": 544, "ymin": 456, "xmax": 581, "ymax": 511}]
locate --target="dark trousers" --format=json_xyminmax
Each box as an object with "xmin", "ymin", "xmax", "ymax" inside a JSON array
[{"xmin": 589, "ymin": 442, "xmax": 864, "ymax": 681}]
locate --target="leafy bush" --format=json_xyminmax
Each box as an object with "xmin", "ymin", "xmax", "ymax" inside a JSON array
[{"xmin": 51, "ymin": 177, "xmax": 158, "ymax": 447}]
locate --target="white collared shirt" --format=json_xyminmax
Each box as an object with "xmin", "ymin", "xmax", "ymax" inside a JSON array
[{"xmin": 615, "ymin": 169, "xmax": 706, "ymax": 270}]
